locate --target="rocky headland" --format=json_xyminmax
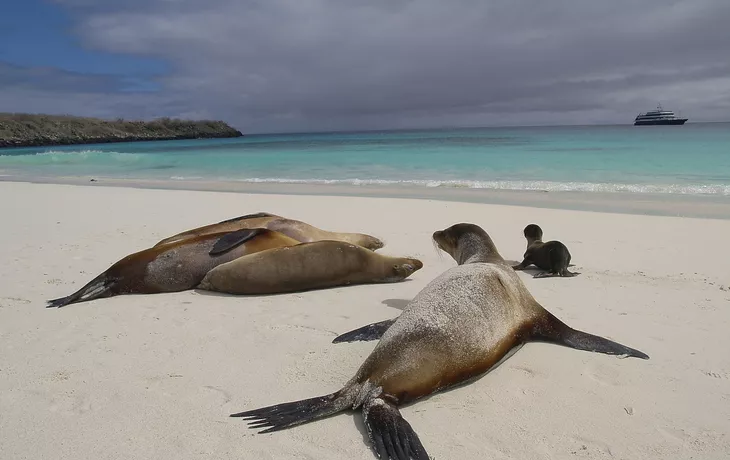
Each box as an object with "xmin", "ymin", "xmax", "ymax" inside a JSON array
[{"xmin": 0, "ymin": 113, "xmax": 243, "ymax": 148}]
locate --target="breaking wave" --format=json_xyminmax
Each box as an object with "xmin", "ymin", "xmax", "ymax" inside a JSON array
[
  {"xmin": 201, "ymin": 177, "xmax": 730, "ymax": 196},
  {"xmin": 0, "ymin": 149, "xmax": 148, "ymax": 165}
]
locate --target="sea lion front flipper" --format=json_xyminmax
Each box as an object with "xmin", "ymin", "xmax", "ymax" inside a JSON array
[
  {"xmin": 331, "ymin": 318, "xmax": 397, "ymax": 343},
  {"xmin": 534, "ymin": 311, "xmax": 649, "ymax": 360},
  {"xmin": 512, "ymin": 259, "xmax": 529, "ymax": 270},
  {"xmin": 209, "ymin": 228, "xmax": 266, "ymax": 256},
  {"xmin": 362, "ymin": 395, "xmax": 430, "ymax": 460}
]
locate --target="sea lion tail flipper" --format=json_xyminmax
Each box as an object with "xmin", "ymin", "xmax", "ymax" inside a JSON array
[
  {"xmin": 332, "ymin": 318, "xmax": 397, "ymax": 343},
  {"xmin": 209, "ymin": 228, "xmax": 266, "ymax": 256},
  {"xmin": 362, "ymin": 395, "xmax": 430, "ymax": 460},
  {"xmin": 536, "ymin": 312, "xmax": 649, "ymax": 360},
  {"xmin": 230, "ymin": 388, "xmax": 355, "ymax": 433},
  {"xmin": 46, "ymin": 274, "xmax": 115, "ymax": 308}
]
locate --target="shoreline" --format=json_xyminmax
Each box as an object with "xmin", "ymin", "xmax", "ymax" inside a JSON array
[{"xmin": 3, "ymin": 173, "xmax": 730, "ymax": 220}]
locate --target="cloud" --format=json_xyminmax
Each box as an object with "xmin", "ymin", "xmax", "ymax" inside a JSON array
[{"xmin": 8, "ymin": 0, "xmax": 730, "ymax": 132}]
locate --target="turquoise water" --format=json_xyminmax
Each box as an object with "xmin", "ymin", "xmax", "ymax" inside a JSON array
[{"xmin": 2, "ymin": 123, "xmax": 730, "ymax": 195}]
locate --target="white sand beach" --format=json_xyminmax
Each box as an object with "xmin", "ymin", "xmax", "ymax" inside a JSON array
[{"xmin": 1, "ymin": 181, "xmax": 729, "ymax": 460}]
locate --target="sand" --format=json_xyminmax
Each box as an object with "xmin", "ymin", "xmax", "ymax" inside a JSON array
[{"xmin": 0, "ymin": 181, "xmax": 728, "ymax": 460}]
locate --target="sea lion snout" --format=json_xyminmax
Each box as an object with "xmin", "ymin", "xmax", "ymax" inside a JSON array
[
  {"xmin": 391, "ymin": 258, "xmax": 423, "ymax": 279},
  {"xmin": 431, "ymin": 230, "xmax": 444, "ymax": 246},
  {"xmin": 362, "ymin": 236, "xmax": 385, "ymax": 251}
]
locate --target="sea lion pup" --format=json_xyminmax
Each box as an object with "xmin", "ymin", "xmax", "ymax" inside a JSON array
[
  {"xmin": 154, "ymin": 212, "xmax": 385, "ymax": 251},
  {"xmin": 231, "ymin": 223, "xmax": 648, "ymax": 460},
  {"xmin": 46, "ymin": 228, "xmax": 300, "ymax": 308},
  {"xmin": 512, "ymin": 223, "xmax": 578, "ymax": 278},
  {"xmin": 197, "ymin": 241, "xmax": 423, "ymax": 295}
]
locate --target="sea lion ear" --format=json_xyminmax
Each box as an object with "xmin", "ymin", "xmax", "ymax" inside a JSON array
[{"xmin": 209, "ymin": 228, "xmax": 266, "ymax": 256}]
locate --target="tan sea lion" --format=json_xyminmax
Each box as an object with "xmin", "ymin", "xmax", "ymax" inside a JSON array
[
  {"xmin": 512, "ymin": 223, "xmax": 579, "ymax": 278},
  {"xmin": 46, "ymin": 228, "xmax": 300, "ymax": 308},
  {"xmin": 232, "ymin": 223, "xmax": 648, "ymax": 460},
  {"xmin": 154, "ymin": 212, "xmax": 384, "ymax": 251},
  {"xmin": 197, "ymin": 241, "xmax": 423, "ymax": 295}
]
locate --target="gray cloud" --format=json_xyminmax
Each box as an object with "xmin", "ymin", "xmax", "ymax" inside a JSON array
[{"xmin": 7, "ymin": 0, "xmax": 730, "ymax": 132}]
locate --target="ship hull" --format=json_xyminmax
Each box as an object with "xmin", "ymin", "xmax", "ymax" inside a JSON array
[{"xmin": 634, "ymin": 119, "xmax": 688, "ymax": 126}]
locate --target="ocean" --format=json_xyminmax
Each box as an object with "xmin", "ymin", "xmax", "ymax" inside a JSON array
[{"xmin": 2, "ymin": 123, "xmax": 729, "ymax": 196}]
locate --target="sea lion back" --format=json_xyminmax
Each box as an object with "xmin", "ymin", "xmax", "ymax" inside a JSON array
[{"xmin": 356, "ymin": 263, "xmax": 537, "ymax": 401}]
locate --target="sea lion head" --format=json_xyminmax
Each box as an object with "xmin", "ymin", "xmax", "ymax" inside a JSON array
[
  {"xmin": 380, "ymin": 256, "xmax": 423, "ymax": 282},
  {"xmin": 350, "ymin": 233, "xmax": 385, "ymax": 251},
  {"xmin": 432, "ymin": 223, "xmax": 502, "ymax": 265},
  {"xmin": 523, "ymin": 223, "xmax": 543, "ymax": 241}
]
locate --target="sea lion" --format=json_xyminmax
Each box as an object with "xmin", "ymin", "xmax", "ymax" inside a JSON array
[
  {"xmin": 197, "ymin": 241, "xmax": 423, "ymax": 295},
  {"xmin": 512, "ymin": 223, "xmax": 578, "ymax": 278},
  {"xmin": 154, "ymin": 212, "xmax": 385, "ymax": 251},
  {"xmin": 46, "ymin": 228, "xmax": 300, "ymax": 308},
  {"xmin": 232, "ymin": 223, "xmax": 648, "ymax": 460}
]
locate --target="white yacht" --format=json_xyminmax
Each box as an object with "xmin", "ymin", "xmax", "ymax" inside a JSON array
[{"xmin": 634, "ymin": 104, "xmax": 688, "ymax": 125}]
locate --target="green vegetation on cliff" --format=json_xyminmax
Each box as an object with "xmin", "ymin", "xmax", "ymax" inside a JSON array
[{"xmin": 0, "ymin": 113, "xmax": 243, "ymax": 148}]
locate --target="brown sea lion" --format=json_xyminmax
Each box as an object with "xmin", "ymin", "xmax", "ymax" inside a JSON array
[
  {"xmin": 232, "ymin": 223, "xmax": 648, "ymax": 460},
  {"xmin": 512, "ymin": 223, "xmax": 579, "ymax": 278},
  {"xmin": 46, "ymin": 228, "xmax": 300, "ymax": 308},
  {"xmin": 154, "ymin": 212, "xmax": 384, "ymax": 251},
  {"xmin": 197, "ymin": 241, "xmax": 423, "ymax": 295}
]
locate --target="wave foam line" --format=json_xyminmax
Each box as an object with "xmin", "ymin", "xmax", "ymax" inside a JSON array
[
  {"xmin": 37, "ymin": 149, "xmax": 110, "ymax": 156},
  {"xmin": 171, "ymin": 177, "xmax": 730, "ymax": 196}
]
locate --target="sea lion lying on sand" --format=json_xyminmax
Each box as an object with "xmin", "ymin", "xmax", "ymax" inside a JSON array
[
  {"xmin": 155, "ymin": 212, "xmax": 384, "ymax": 251},
  {"xmin": 198, "ymin": 240, "xmax": 423, "ymax": 295},
  {"xmin": 46, "ymin": 228, "xmax": 299, "ymax": 308},
  {"xmin": 232, "ymin": 223, "xmax": 648, "ymax": 460}
]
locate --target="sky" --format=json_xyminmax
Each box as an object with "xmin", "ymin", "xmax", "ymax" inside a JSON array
[{"xmin": 1, "ymin": 0, "xmax": 729, "ymax": 133}]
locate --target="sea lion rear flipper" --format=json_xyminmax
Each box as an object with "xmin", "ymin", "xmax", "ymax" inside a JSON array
[
  {"xmin": 535, "ymin": 312, "xmax": 649, "ymax": 359},
  {"xmin": 550, "ymin": 246, "xmax": 579, "ymax": 277},
  {"xmin": 46, "ymin": 274, "xmax": 115, "ymax": 308},
  {"xmin": 362, "ymin": 395, "xmax": 430, "ymax": 460},
  {"xmin": 209, "ymin": 228, "xmax": 266, "ymax": 256},
  {"xmin": 332, "ymin": 318, "xmax": 397, "ymax": 343},
  {"xmin": 230, "ymin": 388, "xmax": 354, "ymax": 433}
]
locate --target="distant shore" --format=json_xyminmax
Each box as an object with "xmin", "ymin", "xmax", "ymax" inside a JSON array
[{"xmin": 0, "ymin": 113, "xmax": 243, "ymax": 148}]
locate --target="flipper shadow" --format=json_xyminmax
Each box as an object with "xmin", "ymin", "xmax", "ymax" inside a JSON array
[{"xmin": 381, "ymin": 298, "xmax": 410, "ymax": 311}]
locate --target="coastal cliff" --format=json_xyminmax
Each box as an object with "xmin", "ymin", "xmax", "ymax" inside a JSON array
[{"xmin": 0, "ymin": 113, "xmax": 243, "ymax": 148}]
